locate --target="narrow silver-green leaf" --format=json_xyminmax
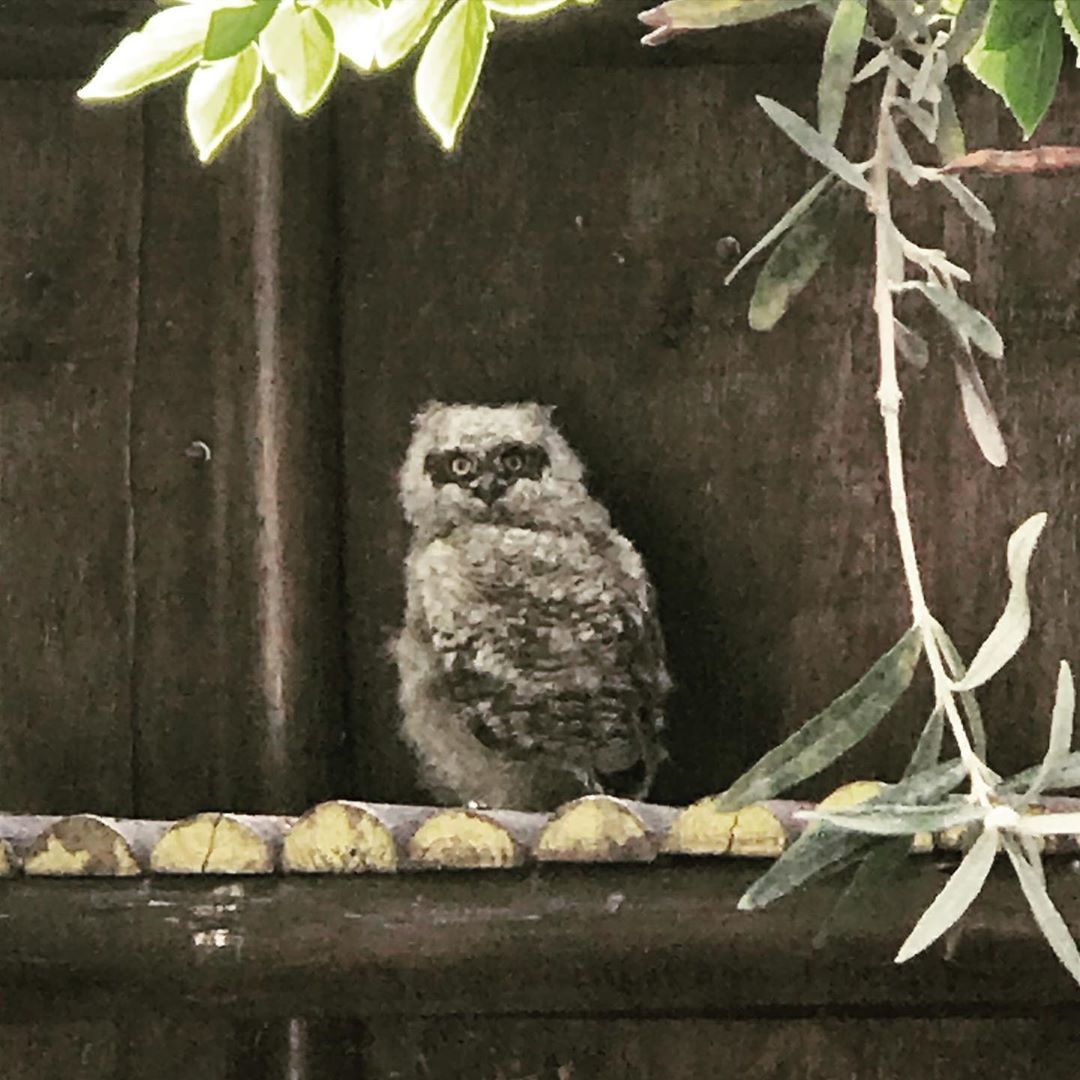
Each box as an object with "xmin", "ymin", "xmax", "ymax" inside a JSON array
[
  {"xmin": 715, "ymin": 627, "xmax": 922, "ymax": 810},
  {"xmin": 953, "ymin": 345, "xmax": 1008, "ymax": 467},
  {"xmin": 724, "ymin": 175, "xmax": 832, "ymax": 286},
  {"xmin": 748, "ymin": 184, "xmax": 843, "ymax": 331},
  {"xmin": 907, "ymin": 281, "xmax": 1004, "ymax": 358},
  {"xmin": 929, "ymin": 617, "xmax": 987, "ymax": 758},
  {"xmin": 894, "ymin": 319, "xmax": 930, "ymax": 370},
  {"xmin": 1026, "ymin": 662, "xmax": 1077, "ymax": 798},
  {"xmin": 1016, "ymin": 811, "xmax": 1080, "ymax": 835},
  {"xmin": 740, "ymin": 759, "xmax": 965, "ymax": 910},
  {"xmin": 896, "ymin": 98, "xmax": 939, "ymax": 142},
  {"xmin": 816, "ymin": 800, "xmax": 984, "ymax": 835},
  {"xmin": 1003, "ymin": 836, "xmax": 1080, "ymax": 986},
  {"xmin": 935, "ymin": 82, "xmax": 967, "ymax": 163},
  {"xmin": 884, "ymin": 113, "xmax": 921, "ymax": 186},
  {"xmin": 936, "ymin": 172, "xmax": 996, "ymax": 232},
  {"xmin": 756, "ymin": 95, "xmax": 871, "ymax": 192},
  {"xmin": 889, "ymin": 317, "xmax": 933, "ymax": 369},
  {"xmin": 954, "ymin": 512, "xmax": 1049, "ymax": 691},
  {"xmin": 895, "ymin": 825, "xmax": 999, "ymax": 963},
  {"xmin": 817, "ymin": 0, "xmax": 866, "ymax": 143},
  {"xmin": 414, "ymin": 0, "xmax": 492, "ymax": 151},
  {"xmin": 906, "ymin": 705, "xmax": 945, "ymax": 775},
  {"xmin": 814, "ymin": 838, "xmax": 909, "ymax": 948},
  {"xmin": 853, "ymin": 49, "xmax": 890, "ymax": 84},
  {"xmin": 1004, "ymin": 750, "xmax": 1080, "ymax": 793}
]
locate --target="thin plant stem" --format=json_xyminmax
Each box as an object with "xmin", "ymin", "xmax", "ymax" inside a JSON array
[{"xmin": 869, "ymin": 73, "xmax": 992, "ymax": 805}]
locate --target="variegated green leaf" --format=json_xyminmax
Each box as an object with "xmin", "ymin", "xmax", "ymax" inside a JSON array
[
  {"xmin": 78, "ymin": 5, "xmax": 212, "ymax": 100},
  {"xmin": 414, "ymin": 0, "xmax": 492, "ymax": 150},
  {"xmin": 317, "ymin": 0, "xmax": 383, "ymax": 71},
  {"xmin": 204, "ymin": 0, "xmax": 279, "ymax": 61},
  {"xmin": 261, "ymin": 2, "xmax": 339, "ymax": 115},
  {"xmin": 185, "ymin": 46, "xmax": 264, "ymax": 163},
  {"xmin": 377, "ymin": 0, "xmax": 447, "ymax": 68}
]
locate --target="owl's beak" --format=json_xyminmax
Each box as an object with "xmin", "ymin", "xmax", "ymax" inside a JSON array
[{"xmin": 471, "ymin": 473, "xmax": 507, "ymax": 506}]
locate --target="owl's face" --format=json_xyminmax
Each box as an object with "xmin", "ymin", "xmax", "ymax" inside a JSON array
[{"xmin": 400, "ymin": 403, "xmax": 608, "ymax": 535}]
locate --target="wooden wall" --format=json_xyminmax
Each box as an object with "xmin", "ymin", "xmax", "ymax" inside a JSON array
[{"xmin": 1, "ymin": 0, "xmax": 1080, "ymax": 1076}]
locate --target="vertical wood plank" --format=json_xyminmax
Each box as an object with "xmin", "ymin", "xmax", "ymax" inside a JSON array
[
  {"xmin": 131, "ymin": 98, "xmax": 343, "ymax": 818},
  {"xmin": 0, "ymin": 83, "xmax": 140, "ymax": 815}
]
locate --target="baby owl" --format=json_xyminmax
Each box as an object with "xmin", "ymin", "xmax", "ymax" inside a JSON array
[{"xmin": 395, "ymin": 402, "xmax": 670, "ymax": 810}]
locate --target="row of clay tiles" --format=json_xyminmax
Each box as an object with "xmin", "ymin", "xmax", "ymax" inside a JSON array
[{"xmin": 1, "ymin": 784, "xmax": 1077, "ymax": 876}]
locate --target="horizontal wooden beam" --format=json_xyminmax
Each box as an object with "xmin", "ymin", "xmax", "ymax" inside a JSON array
[
  {"xmin": 2, "ymin": 861, "xmax": 1080, "ymax": 1020},
  {"xmin": 4, "ymin": 787, "xmax": 1076, "ymax": 876}
]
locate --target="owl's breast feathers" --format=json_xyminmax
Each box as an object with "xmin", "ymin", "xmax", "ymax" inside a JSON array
[{"xmin": 407, "ymin": 524, "xmax": 670, "ymax": 788}]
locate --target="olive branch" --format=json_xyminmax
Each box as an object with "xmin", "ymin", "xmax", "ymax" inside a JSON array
[{"xmin": 642, "ymin": 0, "xmax": 1080, "ymax": 981}]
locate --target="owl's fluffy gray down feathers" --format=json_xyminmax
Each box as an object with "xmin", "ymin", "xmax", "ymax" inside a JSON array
[{"xmin": 395, "ymin": 402, "xmax": 670, "ymax": 811}]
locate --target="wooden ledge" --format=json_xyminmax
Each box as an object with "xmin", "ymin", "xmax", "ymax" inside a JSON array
[{"xmin": 1, "ymin": 862, "xmax": 1080, "ymax": 1020}]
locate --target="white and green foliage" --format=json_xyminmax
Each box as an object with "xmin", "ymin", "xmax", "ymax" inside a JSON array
[
  {"xmin": 78, "ymin": 0, "xmax": 596, "ymax": 160},
  {"xmin": 644, "ymin": 0, "xmax": 1080, "ymax": 987}
]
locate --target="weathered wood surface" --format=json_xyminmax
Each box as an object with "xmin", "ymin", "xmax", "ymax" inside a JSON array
[
  {"xmin": 0, "ymin": 81, "xmax": 141, "ymax": 816},
  {"xmin": 130, "ymin": 98, "xmax": 344, "ymax": 819},
  {"xmin": 362, "ymin": 1014, "xmax": 1080, "ymax": 1080},
  {"xmin": 2, "ymin": 862, "xmax": 1080, "ymax": 1020}
]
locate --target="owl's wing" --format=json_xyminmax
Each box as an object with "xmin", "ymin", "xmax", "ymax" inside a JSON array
[{"xmin": 589, "ymin": 576, "xmax": 670, "ymax": 797}]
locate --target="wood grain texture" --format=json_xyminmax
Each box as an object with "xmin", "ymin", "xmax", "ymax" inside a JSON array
[
  {"xmin": 3, "ymin": 862, "xmax": 1080, "ymax": 1020},
  {"xmin": 361, "ymin": 1015, "xmax": 1080, "ymax": 1080},
  {"xmin": 339, "ymin": 62, "xmax": 1080, "ymax": 807},
  {"xmin": 0, "ymin": 83, "xmax": 141, "ymax": 815},
  {"xmin": 131, "ymin": 98, "xmax": 343, "ymax": 818}
]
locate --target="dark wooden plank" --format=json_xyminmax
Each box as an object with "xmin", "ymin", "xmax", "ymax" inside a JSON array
[
  {"xmin": 339, "ymin": 57, "xmax": 1080, "ymax": 807},
  {"xmin": 131, "ymin": 98, "xmax": 343, "ymax": 818},
  {"xmin": 0, "ymin": 82, "xmax": 141, "ymax": 815},
  {"xmin": 1, "ymin": 862, "xmax": 1080, "ymax": 1019},
  {"xmin": 361, "ymin": 1015, "xmax": 1080, "ymax": 1080},
  {"xmin": 0, "ymin": 1022, "xmax": 118, "ymax": 1079}
]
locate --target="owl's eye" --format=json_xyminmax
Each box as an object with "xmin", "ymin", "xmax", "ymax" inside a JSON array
[
  {"xmin": 450, "ymin": 454, "xmax": 473, "ymax": 477},
  {"xmin": 502, "ymin": 452, "xmax": 524, "ymax": 473}
]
